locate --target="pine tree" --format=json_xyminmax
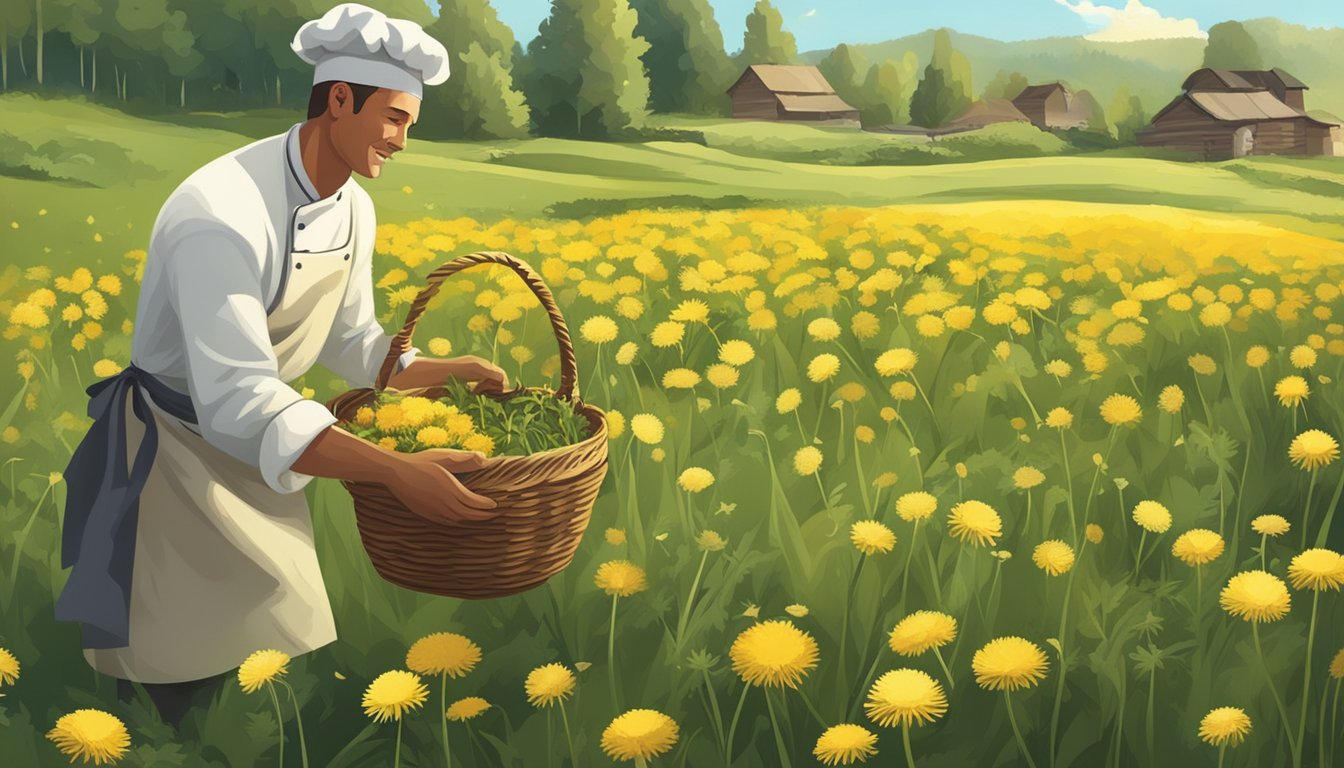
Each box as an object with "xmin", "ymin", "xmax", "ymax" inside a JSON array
[
  {"xmin": 1203, "ymin": 21, "xmax": 1263, "ymax": 70},
  {"xmin": 632, "ymin": 0, "xmax": 734, "ymax": 115},
  {"xmin": 817, "ymin": 44, "xmax": 868, "ymax": 113},
  {"xmin": 737, "ymin": 0, "xmax": 796, "ymax": 66},
  {"xmin": 860, "ymin": 59, "xmax": 908, "ymax": 127},
  {"xmin": 422, "ymin": 0, "xmax": 529, "ymax": 139},
  {"xmin": 1107, "ymin": 85, "xmax": 1147, "ymax": 143},
  {"xmin": 908, "ymin": 29, "xmax": 967, "ymax": 128}
]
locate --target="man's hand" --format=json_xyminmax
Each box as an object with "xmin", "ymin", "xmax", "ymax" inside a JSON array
[
  {"xmin": 385, "ymin": 449, "xmax": 499, "ymax": 524},
  {"xmin": 384, "ymin": 356, "xmax": 513, "ymax": 395},
  {"xmin": 461, "ymin": 358, "xmax": 511, "ymax": 396}
]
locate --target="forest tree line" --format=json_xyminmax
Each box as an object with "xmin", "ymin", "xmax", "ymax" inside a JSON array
[{"xmin": 0, "ymin": 1, "xmax": 1270, "ymax": 142}]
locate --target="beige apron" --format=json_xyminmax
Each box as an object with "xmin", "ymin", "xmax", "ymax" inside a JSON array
[{"xmin": 86, "ymin": 197, "xmax": 358, "ymax": 683}]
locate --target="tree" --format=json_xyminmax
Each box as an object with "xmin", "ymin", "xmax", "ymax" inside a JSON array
[
  {"xmin": 983, "ymin": 69, "xmax": 1028, "ymax": 101},
  {"xmin": 1108, "ymin": 85, "xmax": 1148, "ymax": 143},
  {"xmin": 0, "ymin": 0, "xmax": 32, "ymax": 90},
  {"xmin": 421, "ymin": 0, "xmax": 529, "ymax": 139},
  {"xmin": 908, "ymin": 29, "xmax": 968, "ymax": 128},
  {"xmin": 817, "ymin": 43, "xmax": 868, "ymax": 113},
  {"xmin": 1203, "ymin": 21, "xmax": 1263, "ymax": 70},
  {"xmin": 521, "ymin": 0, "xmax": 651, "ymax": 138},
  {"xmin": 632, "ymin": 0, "xmax": 734, "ymax": 115},
  {"xmin": 737, "ymin": 0, "xmax": 795, "ymax": 66},
  {"xmin": 860, "ymin": 58, "xmax": 911, "ymax": 127}
]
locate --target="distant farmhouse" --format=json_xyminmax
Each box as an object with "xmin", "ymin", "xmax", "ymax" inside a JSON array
[
  {"xmin": 1138, "ymin": 68, "xmax": 1340, "ymax": 159},
  {"xmin": 727, "ymin": 65, "xmax": 861, "ymax": 125},
  {"xmin": 945, "ymin": 98, "xmax": 1031, "ymax": 132},
  {"xmin": 1011, "ymin": 83, "xmax": 1096, "ymax": 131}
]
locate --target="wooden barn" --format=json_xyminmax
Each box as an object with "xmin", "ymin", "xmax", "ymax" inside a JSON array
[
  {"xmin": 946, "ymin": 98, "xmax": 1031, "ymax": 131},
  {"xmin": 1138, "ymin": 68, "xmax": 1338, "ymax": 159},
  {"xmin": 726, "ymin": 65, "xmax": 860, "ymax": 125},
  {"xmin": 1011, "ymin": 83, "xmax": 1094, "ymax": 130}
]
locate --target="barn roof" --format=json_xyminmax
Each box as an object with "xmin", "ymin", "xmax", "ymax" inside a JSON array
[
  {"xmin": 1232, "ymin": 67, "xmax": 1309, "ymax": 91},
  {"xmin": 1015, "ymin": 83, "xmax": 1068, "ymax": 101},
  {"xmin": 948, "ymin": 98, "xmax": 1030, "ymax": 126},
  {"xmin": 728, "ymin": 65, "xmax": 836, "ymax": 95},
  {"xmin": 776, "ymin": 93, "xmax": 858, "ymax": 114},
  {"xmin": 1150, "ymin": 90, "xmax": 1338, "ymax": 126},
  {"xmin": 1182, "ymin": 69, "xmax": 1257, "ymax": 91}
]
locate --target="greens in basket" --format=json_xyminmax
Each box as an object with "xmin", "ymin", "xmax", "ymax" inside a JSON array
[{"xmin": 344, "ymin": 375, "xmax": 589, "ymax": 457}]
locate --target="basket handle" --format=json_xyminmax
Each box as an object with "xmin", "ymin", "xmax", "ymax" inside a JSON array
[{"xmin": 374, "ymin": 251, "xmax": 581, "ymax": 403}]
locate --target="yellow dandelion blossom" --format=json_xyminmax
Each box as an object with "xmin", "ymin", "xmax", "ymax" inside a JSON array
[
  {"xmin": 605, "ymin": 528, "xmax": 626, "ymax": 545},
  {"xmin": 947, "ymin": 500, "xmax": 1002, "ymax": 547},
  {"xmin": 446, "ymin": 696, "xmax": 491, "ymax": 721},
  {"xmin": 887, "ymin": 611, "xmax": 957, "ymax": 656},
  {"xmin": 850, "ymin": 520, "xmax": 896, "ymax": 555},
  {"xmin": 600, "ymin": 709, "xmax": 679, "ymax": 762},
  {"xmin": 696, "ymin": 530, "xmax": 727, "ymax": 551},
  {"xmin": 1287, "ymin": 549, "xmax": 1344, "ymax": 591},
  {"xmin": 865, "ymin": 668, "xmax": 948, "ymax": 729},
  {"xmin": 416, "ymin": 426, "xmax": 450, "ymax": 447},
  {"xmin": 594, "ymin": 560, "xmax": 648, "ymax": 597},
  {"xmin": 776, "ymin": 388, "xmax": 802, "ymax": 414},
  {"xmin": 1045, "ymin": 407, "xmax": 1073, "ymax": 429},
  {"xmin": 406, "ymin": 632, "xmax": 481, "ymax": 677},
  {"xmin": 1188, "ymin": 354, "xmax": 1218, "ymax": 376},
  {"xmin": 794, "ymin": 446, "xmax": 823, "ymax": 476},
  {"xmin": 662, "ymin": 367, "xmax": 701, "ymax": 389},
  {"xmin": 1199, "ymin": 706, "xmax": 1251, "ymax": 747},
  {"xmin": 730, "ymin": 619, "xmax": 820, "ymax": 688},
  {"xmin": 1100, "ymin": 393, "xmax": 1142, "ymax": 427},
  {"xmin": 1158, "ymin": 385, "xmax": 1185, "ymax": 414},
  {"xmin": 785, "ymin": 603, "xmax": 809, "ymax": 617},
  {"xmin": 46, "ymin": 709, "xmax": 131, "ymax": 766},
  {"xmin": 0, "ymin": 647, "xmax": 19, "ymax": 685},
  {"xmin": 808, "ymin": 353, "xmax": 841, "ymax": 382},
  {"xmin": 630, "ymin": 414, "xmax": 664, "ymax": 444},
  {"xmin": 706, "ymin": 363, "xmax": 740, "ymax": 389},
  {"xmin": 807, "ymin": 317, "xmax": 842, "ymax": 342},
  {"xmin": 895, "ymin": 491, "xmax": 938, "ymax": 523},
  {"xmin": 362, "ymin": 670, "xmax": 429, "ymax": 722},
  {"xmin": 678, "ymin": 467, "xmax": 715, "ymax": 493},
  {"xmin": 1032, "ymin": 540, "xmax": 1076, "ymax": 576},
  {"xmin": 1132, "ymin": 501, "xmax": 1172, "ymax": 534},
  {"xmin": 1172, "ymin": 529, "xmax": 1225, "ymax": 567},
  {"xmin": 237, "ymin": 648, "xmax": 290, "ymax": 693},
  {"xmin": 1220, "ymin": 570, "xmax": 1291, "ymax": 623},
  {"xmin": 813, "ymin": 723, "xmax": 878, "ymax": 766},
  {"xmin": 525, "ymin": 663, "xmax": 576, "ymax": 707},
  {"xmin": 1246, "ymin": 346, "xmax": 1271, "ymax": 368},
  {"xmin": 581, "ymin": 315, "xmax": 619, "ymax": 344},
  {"xmin": 1251, "ymin": 515, "xmax": 1290, "ymax": 537},
  {"xmin": 1275, "ymin": 376, "xmax": 1310, "ymax": 407},
  {"xmin": 875, "ymin": 348, "xmax": 918, "ymax": 378},
  {"xmin": 650, "ymin": 321, "xmax": 685, "ymax": 347},
  {"xmin": 1289, "ymin": 430, "xmax": 1339, "ymax": 471},
  {"xmin": 670, "ymin": 299, "xmax": 709, "ymax": 323},
  {"xmin": 718, "ymin": 340, "xmax": 755, "ymax": 366},
  {"xmin": 1013, "ymin": 467, "xmax": 1045, "ymax": 490},
  {"xmin": 606, "ymin": 410, "xmax": 626, "ymax": 439},
  {"xmin": 1331, "ymin": 649, "xmax": 1344, "ymax": 680},
  {"xmin": 1291, "ymin": 344, "xmax": 1317, "ymax": 369},
  {"xmin": 428, "ymin": 337, "xmax": 453, "ymax": 356},
  {"xmin": 972, "ymin": 637, "xmax": 1049, "ymax": 691}
]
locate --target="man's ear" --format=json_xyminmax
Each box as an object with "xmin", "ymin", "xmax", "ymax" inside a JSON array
[{"xmin": 328, "ymin": 82, "xmax": 349, "ymax": 118}]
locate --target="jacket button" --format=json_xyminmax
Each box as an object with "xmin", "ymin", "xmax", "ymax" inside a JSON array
[
  {"xmin": 295, "ymin": 262, "xmax": 303, "ymax": 270},
  {"xmin": 344, "ymin": 253, "xmax": 350, "ymax": 261},
  {"xmin": 297, "ymin": 222, "xmax": 306, "ymax": 230}
]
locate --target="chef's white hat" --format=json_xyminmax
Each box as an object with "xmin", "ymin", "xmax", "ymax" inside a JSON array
[{"xmin": 291, "ymin": 3, "xmax": 450, "ymax": 100}]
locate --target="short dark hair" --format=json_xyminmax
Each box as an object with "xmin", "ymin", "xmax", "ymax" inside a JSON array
[{"xmin": 307, "ymin": 81, "xmax": 382, "ymax": 119}]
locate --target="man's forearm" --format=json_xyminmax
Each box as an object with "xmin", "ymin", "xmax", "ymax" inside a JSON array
[
  {"xmin": 384, "ymin": 355, "xmax": 484, "ymax": 390},
  {"xmin": 290, "ymin": 424, "xmax": 401, "ymax": 484}
]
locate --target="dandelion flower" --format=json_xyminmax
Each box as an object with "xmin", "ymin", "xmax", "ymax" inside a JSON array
[
  {"xmin": 972, "ymin": 637, "xmax": 1049, "ymax": 691},
  {"xmin": 729, "ymin": 620, "xmax": 820, "ymax": 688},
  {"xmin": 677, "ymin": 467, "xmax": 715, "ymax": 493},
  {"xmin": 362, "ymin": 670, "xmax": 429, "ymax": 722},
  {"xmin": 445, "ymin": 696, "xmax": 490, "ymax": 722},
  {"xmin": 662, "ymin": 368, "xmax": 701, "ymax": 389},
  {"xmin": 1172, "ymin": 529, "xmax": 1225, "ymax": 567},
  {"xmin": 580, "ymin": 316, "xmax": 619, "ymax": 344},
  {"xmin": 850, "ymin": 520, "xmax": 896, "ymax": 555},
  {"xmin": 406, "ymin": 632, "xmax": 481, "ymax": 678},
  {"xmin": 1199, "ymin": 706, "xmax": 1252, "ymax": 747},
  {"xmin": 1288, "ymin": 549, "xmax": 1344, "ymax": 591},
  {"xmin": 947, "ymin": 500, "xmax": 1003, "ymax": 547},
  {"xmin": 895, "ymin": 492, "xmax": 938, "ymax": 523},
  {"xmin": 594, "ymin": 560, "xmax": 648, "ymax": 597},
  {"xmin": 813, "ymin": 723, "xmax": 878, "ymax": 766},
  {"xmin": 1085, "ymin": 524, "xmax": 1104, "ymax": 544},
  {"xmin": 1275, "ymin": 376, "xmax": 1310, "ymax": 407},
  {"xmin": 650, "ymin": 321, "xmax": 685, "ymax": 348},
  {"xmin": 1220, "ymin": 570, "xmax": 1291, "ymax": 622},
  {"xmin": 605, "ymin": 528, "xmax": 626, "ymax": 545},
  {"xmin": 807, "ymin": 317, "xmax": 842, "ymax": 342},
  {"xmin": 785, "ymin": 603, "xmax": 810, "ymax": 617},
  {"xmin": 92, "ymin": 359, "xmax": 123, "ymax": 378},
  {"xmin": 794, "ymin": 446, "xmax": 823, "ymax": 476},
  {"xmin": 525, "ymin": 663, "xmax": 576, "ymax": 707},
  {"xmin": 670, "ymin": 299, "xmax": 709, "ymax": 323},
  {"xmin": 1032, "ymin": 540, "xmax": 1076, "ymax": 576},
  {"xmin": 1013, "ymin": 466, "xmax": 1045, "ymax": 490},
  {"xmin": 719, "ymin": 340, "xmax": 755, "ymax": 366},
  {"xmin": 1100, "ymin": 394, "xmax": 1142, "ymax": 427},
  {"xmin": 1252, "ymin": 515, "xmax": 1290, "ymax": 536},
  {"xmin": 1291, "ymin": 345, "xmax": 1317, "ymax": 369},
  {"xmin": 1188, "ymin": 354, "xmax": 1218, "ymax": 376},
  {"xmin": 1331, "ymin": 649, "xmax": 1344, "ymax": 680},
  {"xmin": 887, "ymin": 611, "xmax": 957, "ymax": 656},
  {"xmin": 776, "ymin": 388, "xmax": 802, "ymax": 414},
  {"xmin": 0, "ymin": 647, "xmax": 18, "ymax": 685},
  {"xmin": 46, "ymin": 709, "xmax": 131, "ymax": 765},
  {"xmin": 600, "ymin": 709, "xmax": 679, "ymax": 762},
  {"xmin": 808, "ymin": 353, "xmax": 841, "ymax": 382},
  {"xmin": 1289, "ymin": 430, "xmax": 1339, "ymax": 471},
  {"xmin": 864, "ymin": 669, "xmax": 948, "ymax": 728},
  {"xmin": 875, "ymin": 348, "xmax": 918, "ymax": 377},
  {"xmin": 1158, "ymin": 385, "xmax": 1184, "ymax": 414},
  {"xmin": 630, "ymin": 414, "xmax": 664, "ymax": 445},
  {"xmin": 1045, "ymin": 407, "xmax": 1073, "ymax": 429},
  {"xmin": 705, "ymin": 363, "xmax": 739, "ymax": 389},
  {"xmin": 696, "ymin": 530, "xmax": 727, "ymax": 551},
  {"xmin": 238, "ymin": 649, "xmax": 290, "ymax": 693},
  {"xmin": 1132, "ymin": 501, "xmax": 1172, "ymax": 533}
]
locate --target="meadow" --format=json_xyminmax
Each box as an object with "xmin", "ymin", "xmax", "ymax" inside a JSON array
[{"xmin": 2, "ymin": 95, "xmax": 1344, "ymax": 767}]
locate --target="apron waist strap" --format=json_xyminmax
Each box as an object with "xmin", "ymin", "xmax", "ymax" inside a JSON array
[{"xmin": 53, "ymin": 363, "xmax": 197, "ymax": 649}]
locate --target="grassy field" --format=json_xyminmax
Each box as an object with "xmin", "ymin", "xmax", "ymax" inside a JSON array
[{"xmin": 2, "ymin": 94, "xmax": 1344, "ymax": 767}]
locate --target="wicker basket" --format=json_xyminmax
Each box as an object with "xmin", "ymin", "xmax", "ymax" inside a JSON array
[{"xmin": 325, "ymin": 250, "xmax": 608, "ymax": 599}]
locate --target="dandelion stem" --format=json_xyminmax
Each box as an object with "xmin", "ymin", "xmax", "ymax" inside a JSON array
[
  {"xmin": 1130, "ymin": 531, "xmax": 1148, "ymax": 584},
  {"xmin": 394, "ymin": 717, "xmax": 403, "ymax": 768},
  {"xmin": 608, "ymin": 593, "xmax": 621, "ymax": 711},
  {"xmin": 701, "ymin": 668, "xmax": 726, "ymax": 756},
  {"xmin": 911, "ymin": 374, "xmax": 941, "ymax": 444},
  {"xmin": 900, "ymin": 520, "xmax": 921, "ymax": 610},
  {"xmin": 558, "ymin": 697, "xmax": 579, "ymax": 768},
  {"xmin": 674, "ymin": 549, "xmax": 710, "ymax": 653},
  {"xmin": 933, "ymin": 646, "xmax": 954, "ymax": 691},
  {"xmin": 1004, "ymin": 690, "xmax": 1040, "ymax": 768},
  {"xmin": 1217, "ymin": 743, "xmax": 1226, "ymax": 768},
  {"xmin": 922, "ymin": 530, "xmax": 944, "ymax": 605},
  {"xmin": 838, "ymin": 555, "xmax": 865, "ymax": 705},
  {"xmin": 1296, "ymin": 590, "xmax": 1321, "ymax": 767},
  {"xmin": 763, "ymin": 687, "xmax": 793, "ymax": 768},
  {"xmin": 279, "ymin": 680, "xmax": 309, "ymax": 768},
  {"xmin": 1058, "ymin": 429, "xmax": 1077, "ymax": 549},
  {"xmin": 439, "ymin": 672, "xmax": 451, "ymax": 768},
  {"xmin": 797, "ymin": 687, "xmax": 828, "ymax": 729},
  {"xmin": 1301, "ymin": 469, "xmax": 1319, "ymax": 550},
  {"xmin": 793, "ymin": 410, "xmax": 812, "ymax": 445},
  {"xmin": 849, "ymin": 644, "xmax": 884, "ymax": 723},
  {"xmin": 1253, "ymin": 621, "xmax": 1300, "ymax": 765},
  {"xmin": 725, "ymin": 684, "xmax": 750, "ymax": 768},
  {"xmin": 902, "ymin": 722, "xmax": 918, "ymax": 768},
  {"xmin": 266, "ymin": 681, "xmax": 285, "ymax": 768}
]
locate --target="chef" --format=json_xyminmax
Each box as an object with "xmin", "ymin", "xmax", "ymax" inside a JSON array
[{"xmin": 54, "ymin": 2, "xmax": 508, "ymax": 729}]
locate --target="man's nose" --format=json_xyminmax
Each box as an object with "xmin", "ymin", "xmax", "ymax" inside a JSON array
[{"xmin": 389, "ymin": 127, "xmax": 408, "ymax": 152}]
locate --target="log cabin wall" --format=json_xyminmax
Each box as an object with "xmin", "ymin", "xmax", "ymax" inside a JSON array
[{"xmin": 729, "ymin": 73, "xmax": 779, "ymax": 120}]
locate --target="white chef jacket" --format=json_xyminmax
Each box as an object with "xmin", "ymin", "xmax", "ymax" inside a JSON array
[{"xmin": 131, "ymin": 122, "xmax": 416, "ymax": 494}]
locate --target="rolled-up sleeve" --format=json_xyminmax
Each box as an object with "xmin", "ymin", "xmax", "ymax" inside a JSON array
[
  {"xmin": 168, "ymin": 226, "xmax": 336, "ymax": 494},
  {"xmin": 316, "ymin": 224, "xmax": 417, "ymax": 388}
]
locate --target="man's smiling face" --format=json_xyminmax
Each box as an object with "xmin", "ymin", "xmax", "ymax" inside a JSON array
[{"xmin": 326, "ymin": 83, "xmax": 421, "ymax": 179}]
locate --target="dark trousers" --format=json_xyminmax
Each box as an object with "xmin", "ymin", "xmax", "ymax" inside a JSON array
[{"xmin": 116, "ymin": 671, "xmax": 230, "ymax": 729}]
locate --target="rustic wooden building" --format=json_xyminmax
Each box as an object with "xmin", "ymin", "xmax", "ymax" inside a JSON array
[
  {"xmin": 1011, "ymin": 83, "xmax": 1094, "ymax": 130},
  {"xmin": 1139, "ymin": 68, "xmax": 1338, "ymax": 159},
  {"xmin": 726, "ymin": 65, "xmax": 860, "ymax": 124},
  {"xmin": 946, "ymin": 98, "xmax": 1031, "ymax": 131}
]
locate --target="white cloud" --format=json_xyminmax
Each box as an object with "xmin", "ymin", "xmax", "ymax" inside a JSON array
[
  {"xmin": 802, "ymin": 9, "xmax": 817, "ymax": 18},
  {"xmin": 1055, "ymin": 0, "xmax": 1207, "ymax": 42}
]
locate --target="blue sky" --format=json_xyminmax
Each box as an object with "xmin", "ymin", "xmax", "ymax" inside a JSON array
[{"xmin": 433, "ymin": 1, "xmax": 1343, "ymax": 51}]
